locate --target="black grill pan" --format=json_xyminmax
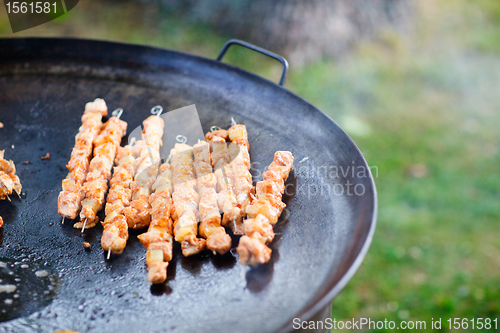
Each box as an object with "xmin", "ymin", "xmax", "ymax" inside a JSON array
[{"xmin": 0, "ymin": 38, "xmax": 376, "ymax": 333}]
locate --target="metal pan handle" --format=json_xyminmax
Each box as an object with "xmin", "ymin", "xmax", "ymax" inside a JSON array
[{"xmin": 217, "ymin": 39, "xmax": 289, "ymax": 86}]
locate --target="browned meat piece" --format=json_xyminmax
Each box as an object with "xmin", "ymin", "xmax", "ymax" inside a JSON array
[
  {"xmin": 227, "ymin": 124, "xmax": 248, "ymax": 142},
  {"xmin": 106, "ymin": 185, "xmax": 132, "ymax": 207},
  {"xmin": 0, "ymin": 153, "xmax": 16, "ymax": 174},
  {"xmin": 237, "ymin": 235, "xmax": 272, "ymax": 266},
  {"xmin": 173, "ymin": 209, "xmax": 197, "ymax": 242},
  {"xmin": 199, "ymin": 215, "xmax": 222, "ymax": 239},
  {"xmin": 104, "ymin": 201, "xmax": 125, "ymax": 218},
  {"xmin": 57, "ymin": 180, "xmax": 83, "ymax": 220},
  {"xmin": 0, "ymin": 150, "xmax": 22, "ymax": 230},
  {"xmin": 142, "ymin": 115, "xmax": 165, "ymax": 153},
  {"xmin": 205, "ymin": 129, "xmax": 228, "ymax": 141},
  {"xmin": 206, "ymin": 227, "xmax": 232, "ymax": 255},
  {"xmin": 78, "ymin": 178, "xmax": 108, "ymax": 227},
  {"xmin": 198, "ymin": 187, "xmax": 222, "ymax": 233},
  {"xmin": 210, "ymin": 136, "xmax": 231, "ymax": 168},
  {"xmin": 172, "ymin": 185, "xmax": 199, "ymax": 218},
  {"xmin": 0, "ymin": 151, "xmax": 22, "ymax": 202},
  {"xmin": 123, "ymin": 197, "xmax": 151, "ymax": 229},
  {"xmin": 138, "ymin": 217, "xmax": 173, "ymax": 250},
  {"xmin": 244, "ymin": 214, "xmax": 275, "ymax": 244},
  {"xmin": 101, "ymin": 215, "xmax": 128, "ymax": 254},
  {"xmin": 148, "ymin": 240, "xmax": 173, "ymax": 262},
  {"xmin": 0, "ymin": 172, "xmax": 15, "ymax": 200},
  {"xmin": 181, "ymin": 234, "xmax": 206, "ymax": 257},
  {"xmin": 146, "ymin": 260, "xmax": 169, "ymax": 284}
]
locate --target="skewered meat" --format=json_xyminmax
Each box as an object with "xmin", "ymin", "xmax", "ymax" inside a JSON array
[
  {"xmin": 0, "ymin": 152, "xmax": 22, "ymax": 197},
  {"xmin": 227, "ymin": 124, "xmax": 254, "ymax": 213},
  {"xmin": 245, "ymin": 151, "xmax": 293, "ymax": 225},
  {"xmin": 123, "ymin": 115, "xmax": 164, "ymax": 230},
  {"xmin": 237, "ymin": 151, "xmax": 293, "ymax": 266},
  {"xmin": 58, "ymin": 98, "xmax": 107, "ymax": 220},
  {"xmin": 171, "ymin": 143, "xmax": 206, "ymax": 256},
  {"xmin": 75, "ymin": 115, "xmax": 127, "ymax": 229},
  {"xmin": 0, "ymin": 172, "xmax": 15, "ymax": 200},
  {"xmin": 0, "ymin": 149, "xmax": 23, "ymax": 227},
  {"xmin": 101, "ymin": 145, "xmax": 134, "ymax": 255},
  {"xmin": 142, "ymin": 115, "xmax": 164, "ymax": 153},
  {"xmin": 138, "ymin": 162, "xmax": 174, "ymax": 283},
  {"xmin": 0, "ymin": 150, "xmax": 17, "ymax": 174},
  {"xmin": 208, "ymin": 135, "xmax": 244, "ymax": 235},
  {"xmin": 193, "ymin": 141, "xmax": 231, "ymax": 255}
]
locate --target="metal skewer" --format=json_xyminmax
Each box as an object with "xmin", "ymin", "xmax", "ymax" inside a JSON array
[
  {"xmin": 107, "ymin": 248, "xmax": 111, "ymax": 260},
  {"xmin": 81, "ymin": 218, "xmax": 87, "ymax": 233},
  {"xmin": 111, "ymin": 108, "xmax": 124, "ymax": 119},
  {"xmin": 210, "ymin": 125, "xmax": 221, "ymax": 132},
  {"xmin": 151, "ymin": 105, "xmax": 163, "ymax": 117},
  {"xmin": 176, "ymin": 135, "xmax": 188, "ymax": 144}
]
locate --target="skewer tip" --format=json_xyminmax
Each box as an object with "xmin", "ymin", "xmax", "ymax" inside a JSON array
[
  {"xmin": 61, "ymin": 216, "xmax": 65, "ymax": 224},
  {"xmin": 107, "ymin": 248, "xmax": 111, "ymax": 260},
  {"xmin": 81, "ymin": 219, "xmax": 87, "ymax": 233},
  {"xmin": 6, "ymin": 195, "xmax": 11, "ymax": 202}
]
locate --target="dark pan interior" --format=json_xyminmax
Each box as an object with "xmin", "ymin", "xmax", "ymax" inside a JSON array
[{"xmin": 0, "ymin": 38, "xmax": 376, "ymax": 333}]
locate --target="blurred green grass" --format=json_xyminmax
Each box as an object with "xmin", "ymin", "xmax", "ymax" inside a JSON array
[{"xmin": 1, "ymin": 0, "xmax": 499, "ymax": 331}]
